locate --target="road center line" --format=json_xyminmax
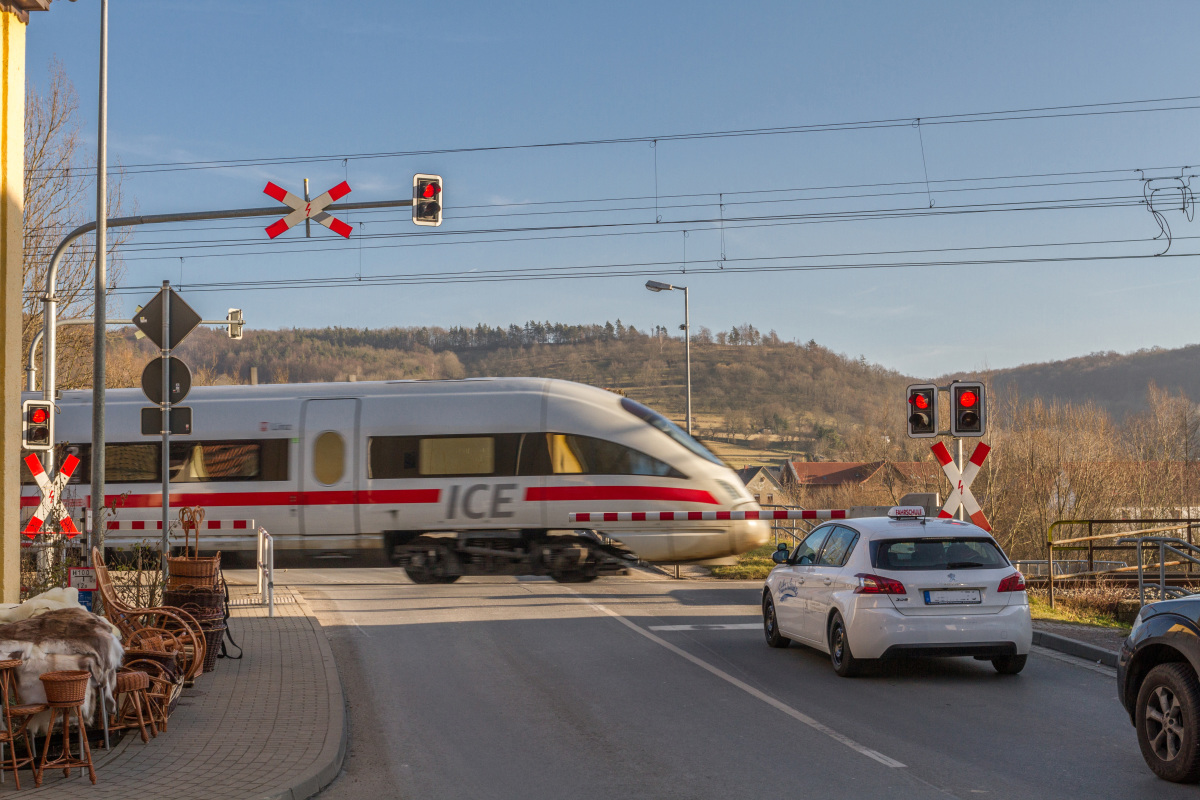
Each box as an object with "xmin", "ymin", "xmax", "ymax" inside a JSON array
[{"xmin": 559, "ymin": 588, "xmax": 906, "ymax": 769}]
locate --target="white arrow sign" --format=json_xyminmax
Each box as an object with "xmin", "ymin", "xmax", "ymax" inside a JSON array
[
  {"xmin": 263, "ymin": 180, "xmax": 352, "ymax": 239},
  {"xmin": 930, "ymin": 441, "xmax": 991, "ymax": 531},
  {"xmin": 23, "ymin": 453, "xmax": 80, "ymax": 538}
]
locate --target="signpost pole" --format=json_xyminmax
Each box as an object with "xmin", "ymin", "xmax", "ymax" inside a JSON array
[
  {"xmin": 956, "ymin": 438, "xmax": 964, "ymax": 521},
  {"xmin": 160, "ymin": 280, "xmax": 170, "ymax": 577}
]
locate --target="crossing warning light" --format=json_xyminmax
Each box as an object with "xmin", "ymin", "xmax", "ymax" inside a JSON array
[
  {"xmin": 22, "ymin": 399, "xmax": 53, "ymax": 451},
  {"xmin": 413, "ymin": 174, "xmax": 443, "ymax": 227},
  {"xmin": 906, "ymin": 384, "xmax": 937, "ymax": 439},
  {"xmin": 951, "ymin": 381, "xmax": 986, "ymax": 437}
]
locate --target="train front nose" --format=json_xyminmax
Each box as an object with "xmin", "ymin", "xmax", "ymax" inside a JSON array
[{"xmin": 731, "ymin": 517, "xmax": 770, "ymax": 554}]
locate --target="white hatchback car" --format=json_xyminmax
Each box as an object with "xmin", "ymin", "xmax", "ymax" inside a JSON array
[{"xmin": 762, "ymin": 509, "xmax": 1032, "ymax": 677}]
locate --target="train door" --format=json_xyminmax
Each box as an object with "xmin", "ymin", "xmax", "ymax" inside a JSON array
[{"xmin": 300, "ymin": 398, "xmax": 360, "ymax": 545}]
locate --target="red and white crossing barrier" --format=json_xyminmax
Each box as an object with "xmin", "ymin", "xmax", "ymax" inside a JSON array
[
  {"xmin": 106, "ymin": 519, "xmax": 255, "ymax": 531},
  {"xmin": 569, "ymin": 509, "xmax": 847, "ymax": 523}
]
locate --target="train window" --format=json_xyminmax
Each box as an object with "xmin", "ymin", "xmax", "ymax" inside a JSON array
[
  {"xmin": 620, "ymin": 397, "xmax": 726, "ymax": 466},
  {"xmin": 106, "ymin": 443, "xmax": 160, "ymax": 483},
  {"xmin": 24, "ymin": 440, "xmax": 291, "ymax": 484},
  {"xmin": 420, "ymin": 437, "xmax": 493, "ymax": 476},
  {"xmin": 368, "ymin": 436, "xmax": 420, "ymax": 479},
  {"xmin": 312, "ymin": 431, "xmax": 345, "ymax": 485},
  {"xmin": 169, "ymin": 440, "xmax": 289, "ymax": 483},
  {"xmin": 518, "ymin": 433, "xmax": 685, "ymax": 478},
  {"xmin": 370, "ymin": 435, "xmax": 519, "ymax": 478}
]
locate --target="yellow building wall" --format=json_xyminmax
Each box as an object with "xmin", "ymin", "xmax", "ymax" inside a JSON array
[{"xmin": 0, "ymin": 10, "xmax": 24, "ymax": 602}]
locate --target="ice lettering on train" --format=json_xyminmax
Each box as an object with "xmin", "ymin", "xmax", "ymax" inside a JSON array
[{"xmin": 445, "ymin": 483, "xmax": 518, "ymax": 520}]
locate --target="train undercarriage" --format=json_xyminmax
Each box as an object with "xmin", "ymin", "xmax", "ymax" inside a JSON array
[{"xmin": 384, "ymin": 529, "xmax": 636, "ymax": 583}]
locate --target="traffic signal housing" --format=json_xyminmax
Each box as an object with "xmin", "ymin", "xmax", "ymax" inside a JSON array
[
  {"xmin": 907, "ymin": 383, "xmax": 938, "ymax": 438},
  {"xmin": 22, "ymin": 399, "xmax": 53, "ymax": 451},
  {"xmin": 226, "ymin": 308, "xmax": 244, "ymax": 340},
  {"xmin": 413, "ymin": 174, "xmax": 443, "ymax": 227},
  {"xmin": 950, "ymin": 381, "xmax": 986, "ymax": 437}
]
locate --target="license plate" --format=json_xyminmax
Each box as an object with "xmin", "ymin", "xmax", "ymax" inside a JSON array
[{"xmin": 924, "ymin": 589, "xmax": 981, "ymax": 605}]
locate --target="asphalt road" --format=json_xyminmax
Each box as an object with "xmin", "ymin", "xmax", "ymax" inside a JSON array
[{"xmin": 272, "ymin": 568, "xmax": 1183, "ymax": 800}]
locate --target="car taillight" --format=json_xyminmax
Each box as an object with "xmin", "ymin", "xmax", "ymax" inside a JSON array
[
  {"xmin": 997, "ymin": 572, "xmax": 1026, "ymax": 592},
  {"xmin": 854, "ymin": 573, "xmax": 906, "ymax": 595}
]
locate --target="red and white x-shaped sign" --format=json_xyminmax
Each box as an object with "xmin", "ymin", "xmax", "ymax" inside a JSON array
[
  {"xmin": 23, "ymin": 453, "xmax": 80, "ymax": 539},
  {"xmin": 930, "ymin": 441, "xmax": 991, "ymax": 532},
  {"xmin": 263, "ymin": 181, "xmax": 353, "ymax": 239}
]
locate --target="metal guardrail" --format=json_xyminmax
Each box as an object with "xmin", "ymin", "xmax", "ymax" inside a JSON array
[
  {"xmin": 1013, "ymin": 559, "xmax": 1126, "ymax": 577},
  {"xmin": 1117, "ymin": 536, "xmax": 1200, "ymax": 606},
  {"xmin": 256, "ymin": 526, "xmax": 275, "ymax": 617},
  {"xmin": 1045, "ymin": 518, "xmax": 1200, "ymax": 607}
]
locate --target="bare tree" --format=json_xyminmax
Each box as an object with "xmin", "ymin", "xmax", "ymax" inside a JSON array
[{"xmin": 23, "ymin": 60, "xmax": 131, "ymax": 390}]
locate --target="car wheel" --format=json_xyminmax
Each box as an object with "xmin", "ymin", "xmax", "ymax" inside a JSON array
[
  {"xmin": 762, "ymin": 593, "xmax": 790, "ymax": 649},
  {"xmin": 992, "ymin": 654, "xmax": 1027, "ymax": 675},
  {"xmin": 828, "ymin": 611, "xmax": 863, "ymax": 677},
  {"xmin": 1136, "ymin": 663, "xmax": 1200, "ymax": 783}
]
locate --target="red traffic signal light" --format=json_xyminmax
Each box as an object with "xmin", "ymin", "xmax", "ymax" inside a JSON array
[
  {"xmin": 906, "ymin": 384, "xmax": 937, "ymax": 438},
  {"xmin": 950, "ymin": 382, "xmax": 986, "ymax": 437},
  {"xmin": 413, "ymin": 173, "xmax": 443, "ymax": 227},
  {"xmin": 21, "ymin": 399, "xmax": 53, "ymax": 451}
]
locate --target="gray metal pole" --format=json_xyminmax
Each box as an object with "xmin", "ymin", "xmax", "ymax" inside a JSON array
[
  {"xmin": 683, "ymin": 286, "xmax": 691, "ymax": 436},
  {"xmin": 304, "ymin": 179, "xmax": 311, "ymax": 238},
  {"xmin": 91, "ymin": 0, "xmax": 109, "ymax": 561},
  {"xmin": 161, "ymin": 280, "xmax": 170, "ymax": 577},
  {"xmin": 956, "ymin": 438, "xmax": 964, "ymax": 521}
]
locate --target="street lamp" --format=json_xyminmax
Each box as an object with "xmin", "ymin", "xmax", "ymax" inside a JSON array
[{"xmin": 645, "ymin": 280, "xmax": 691, "ymax": 436}]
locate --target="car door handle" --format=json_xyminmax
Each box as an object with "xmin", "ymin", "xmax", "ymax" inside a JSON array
[{"xmin": 823, "ymin": 578, "xmax": 832, "ymax": 586}]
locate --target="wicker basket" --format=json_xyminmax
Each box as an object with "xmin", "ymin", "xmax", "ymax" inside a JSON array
[
  {"xmin": 200, "ymin": 622, "xmax": 225, "ymax": 673},
  {"xmin": 164, "ymin": 586, "xmax": 225, "ymax": 615},
  {"xmin": 166, "ymin": 553, "xmax": 221, "ymax": 587},
  {"xmin": 39, "ymin": 670, "xmax": 90, "ymax": 706}
]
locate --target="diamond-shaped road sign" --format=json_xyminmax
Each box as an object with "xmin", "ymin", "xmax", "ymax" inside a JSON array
[
  {"xmin": 133, "ymin": 286, "xmax": 202, "ymax": 350},
  {"xmin": 263, "ymin": 180, "xmax": 352, "ymax": 239},
  {"xmin": 23, "ymin": 453, "xmax": 80, "ymax": 538}
]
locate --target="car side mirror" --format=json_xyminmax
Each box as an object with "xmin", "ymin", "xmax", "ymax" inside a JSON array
[{"xmin": 771, "ymin": 549, "xmax": 789, "ymax": 564}]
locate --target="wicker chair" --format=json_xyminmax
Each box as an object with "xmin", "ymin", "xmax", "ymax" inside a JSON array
[{"xmin": 91, "ymin": 548, "xmax": 207, "ymax": 683}]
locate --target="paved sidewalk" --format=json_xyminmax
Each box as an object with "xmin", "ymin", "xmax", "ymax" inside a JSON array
[{"xmin": 6, "ymin": 587, "xmax": 345, "ymax": 800}]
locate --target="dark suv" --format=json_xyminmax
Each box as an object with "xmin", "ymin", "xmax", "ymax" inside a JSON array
[{"xmin": 1118, "ymin": 596, "xmax": 1200, "ymax": 782}]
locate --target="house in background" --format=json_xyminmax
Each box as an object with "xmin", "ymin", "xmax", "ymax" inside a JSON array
[
  {"xmin": 735, "ymin": 466, "xmax": 786, "ymax": 506},
  {"xmin": 783, "ymin": 460, "xmax": 941, "ymax": 507}
]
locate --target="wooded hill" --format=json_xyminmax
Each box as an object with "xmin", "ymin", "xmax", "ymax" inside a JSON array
[{"xmin": 111, "ymin": 321, "xmax": 910, "ymax": 457}]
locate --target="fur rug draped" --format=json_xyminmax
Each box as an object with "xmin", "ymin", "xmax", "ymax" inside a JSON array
[{"xmin": 0, "ymin": 607, "xmax": 123, "ymax": 735}]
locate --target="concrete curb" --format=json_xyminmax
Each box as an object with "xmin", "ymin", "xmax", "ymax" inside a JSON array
[
  {"xmin": 264, "ymin": 587, "xmax": 348, "ymax": 800},
  {"xmin": 1032, "ymin": 629, "xmax": 1119, "ymax": 668}
]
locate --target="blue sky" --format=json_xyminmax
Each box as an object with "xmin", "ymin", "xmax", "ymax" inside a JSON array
[{"xmin": 25, "ymin": 1, "xmax": 1200, "ymax": 378}]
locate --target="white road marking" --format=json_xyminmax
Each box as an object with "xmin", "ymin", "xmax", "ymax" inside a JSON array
[
  {"xmin": 1031, "ymin": 645, "xmax": 1115, "ymax": 676},
  {"xmin": 649, "ymin": 623, "xmax": 761, "ymax": 631},
  {"xmin": 560, "ymin": 588, "xmax": 906, "ymax": 769}
]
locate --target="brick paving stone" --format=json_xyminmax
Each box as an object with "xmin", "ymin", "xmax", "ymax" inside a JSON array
[{"xmin": 3, "ymin": 587, "xmax": 345, "ymax": 800}]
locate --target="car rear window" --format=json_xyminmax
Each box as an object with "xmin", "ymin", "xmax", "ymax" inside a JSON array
[{"xmin": 873, "ymin": 538, "xmax": 1009, "ymax": 571}]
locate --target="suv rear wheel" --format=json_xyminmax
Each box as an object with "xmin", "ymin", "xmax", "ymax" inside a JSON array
[{"xmin": 1137, "ymin": 663, "xmax": 1200, "ymax": 782}]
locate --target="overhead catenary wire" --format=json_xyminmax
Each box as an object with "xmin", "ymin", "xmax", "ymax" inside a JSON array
[{"xmin": 28, "ymin": 95, "xmax": 1200, "ymax": 178}]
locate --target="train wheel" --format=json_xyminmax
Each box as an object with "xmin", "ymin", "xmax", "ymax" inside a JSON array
[{"xmin": 404, "ymin": 565, "xmax": 442, "ymax": 584}]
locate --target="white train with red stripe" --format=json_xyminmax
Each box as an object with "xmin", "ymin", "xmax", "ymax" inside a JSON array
[{"xmin": 23, "ymin": 378, "xmax": 769, "ymax": 582}]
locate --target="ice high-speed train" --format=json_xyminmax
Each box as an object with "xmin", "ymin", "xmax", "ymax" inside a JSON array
[{"xmin": 23, "ymin": 378, "xmax": 768, "ymax": 582}]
